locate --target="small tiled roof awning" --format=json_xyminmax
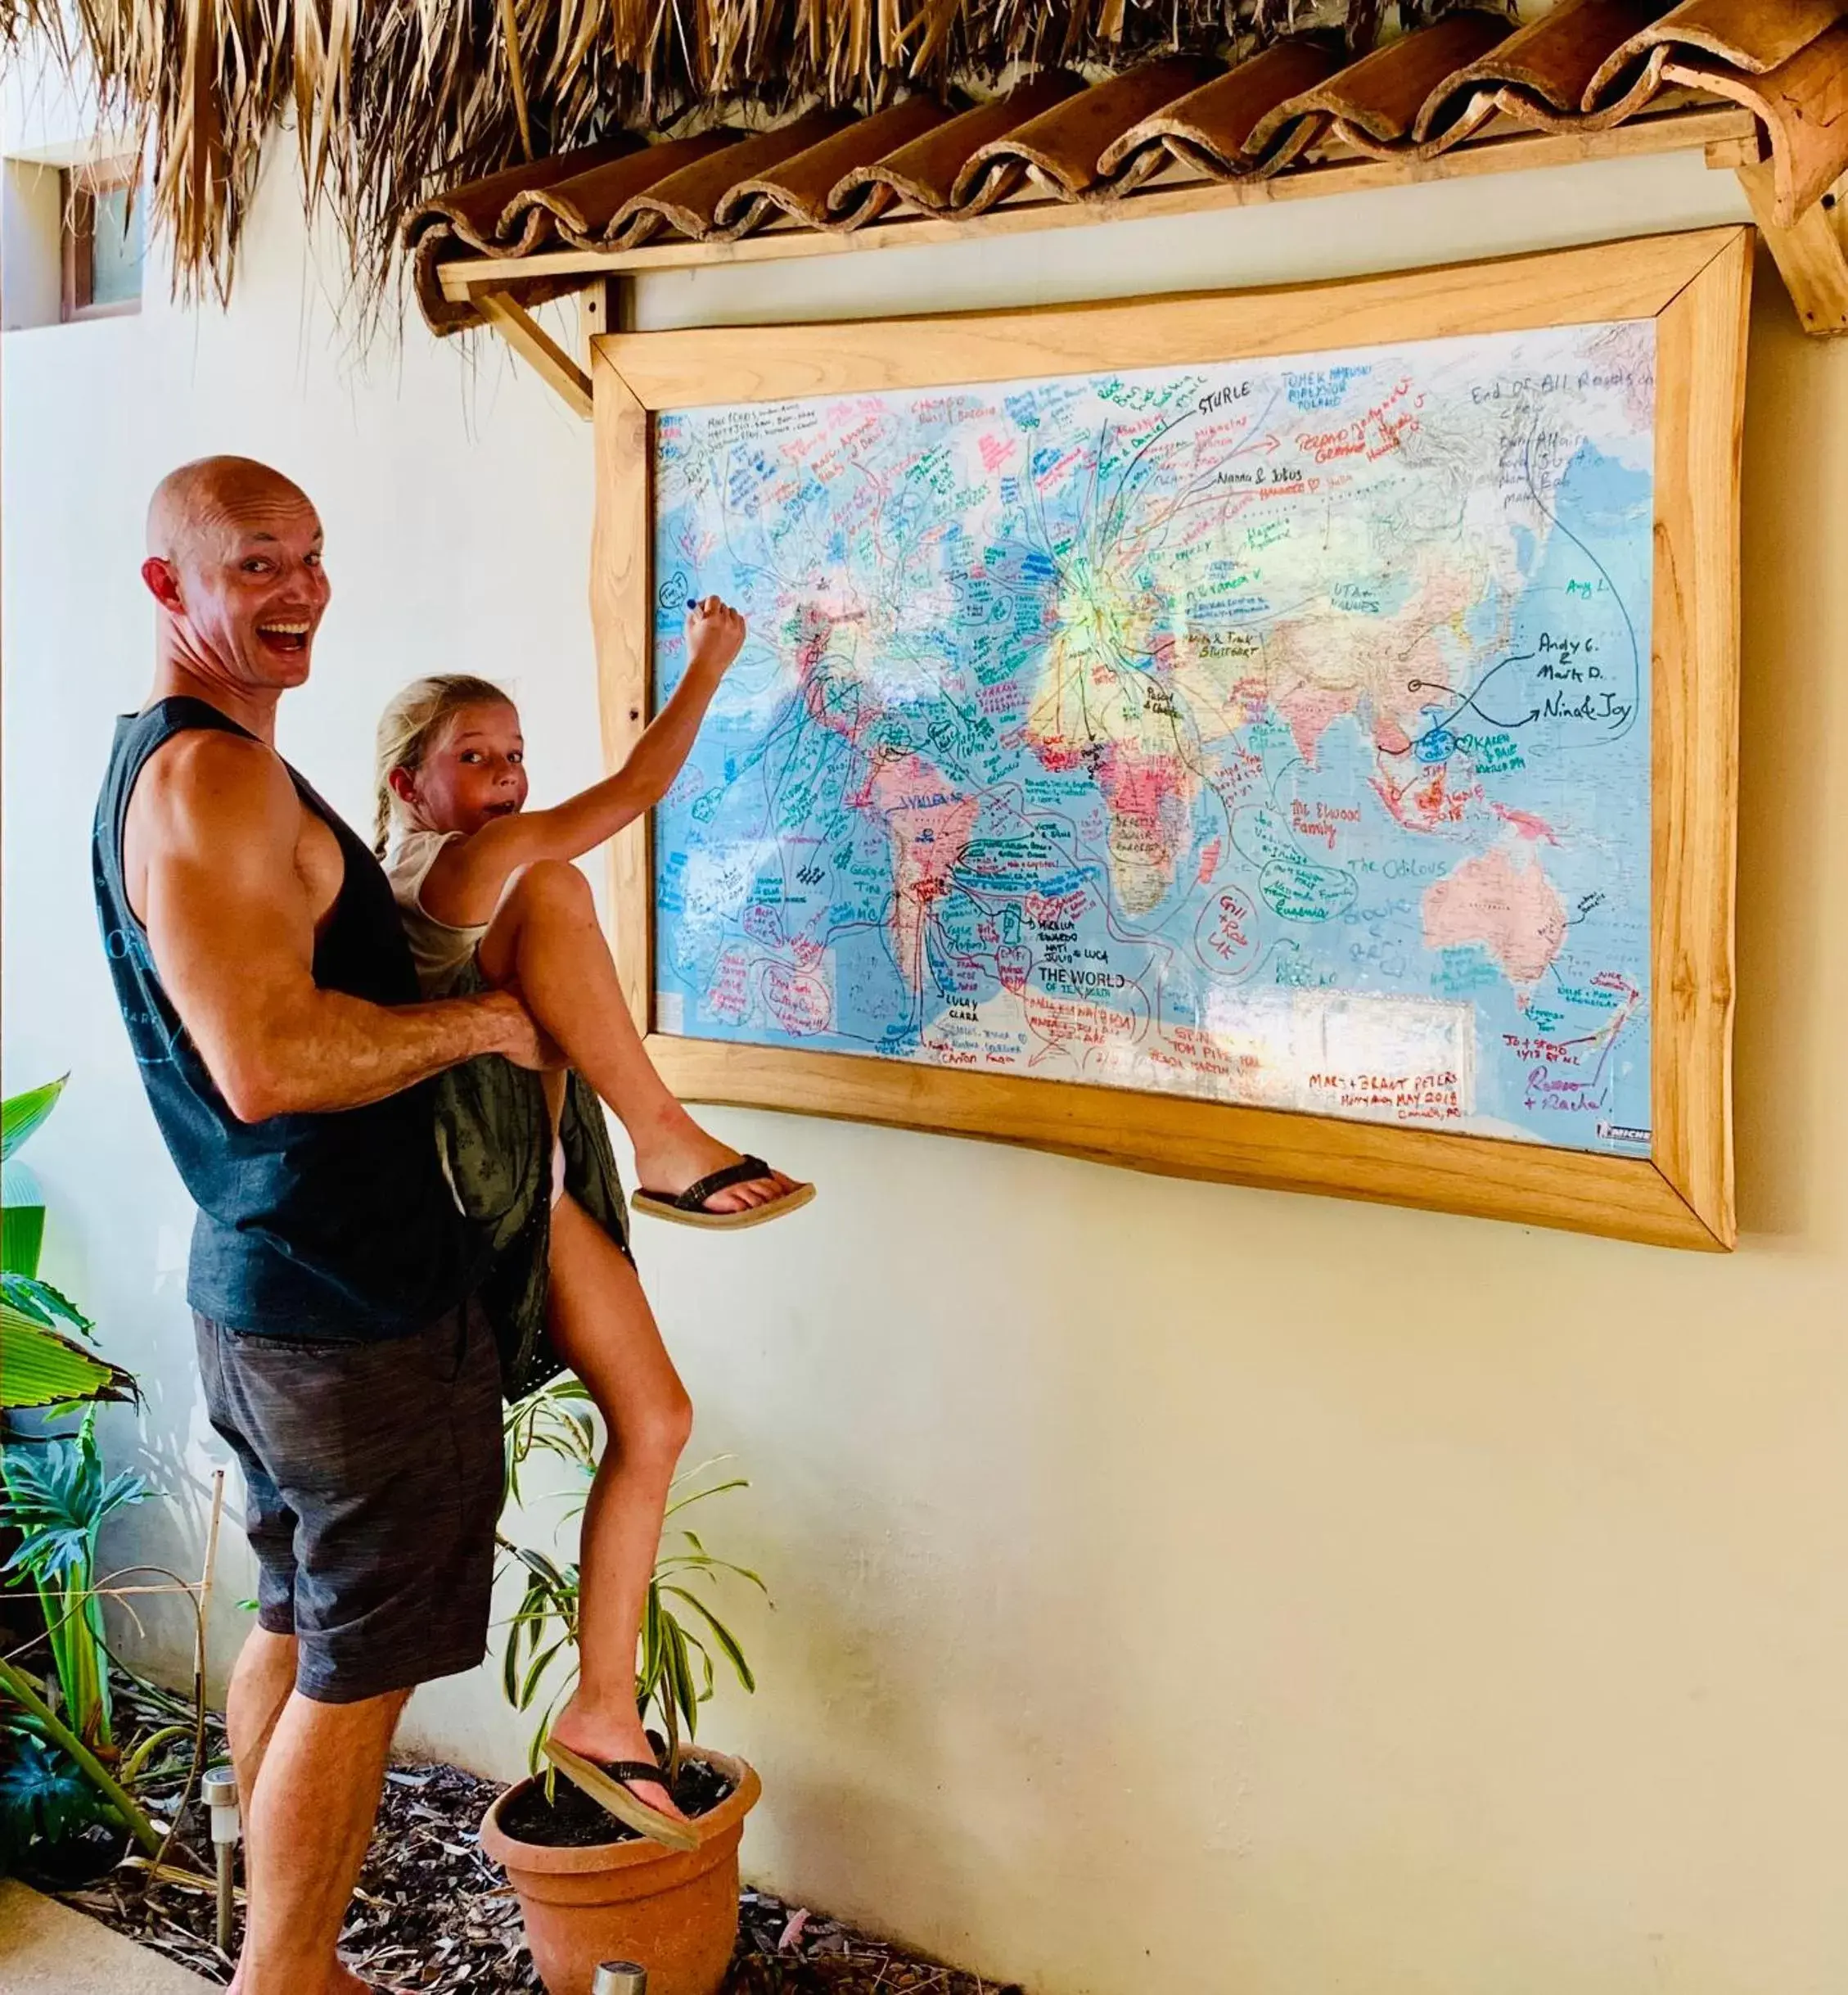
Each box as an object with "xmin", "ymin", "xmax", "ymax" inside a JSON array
[{"xmin": 405, "ymin": 0, "xmax": 1848, "ymax": 335}]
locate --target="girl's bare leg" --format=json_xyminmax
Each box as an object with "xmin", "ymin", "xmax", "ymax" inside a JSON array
[
  {"xmin": 542, "ymin": 1192, "xmax": 693, "ymax": 1812},
  {"xmin": 477, "ymin": 859, "xmax": 799, "ymax": 1214}
]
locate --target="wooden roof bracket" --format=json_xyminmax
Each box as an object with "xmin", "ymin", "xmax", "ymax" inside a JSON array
[
  {"xmin": 1729, "ymin": 144, "xmax": 1848, "ymax": 337},
  {"xmin": 472, "ymin": 276, "xmax": 635, "ymax": 417},
  {"xmin": 477, "ymin": 288, "xmax": 594, "ymax": 418}
]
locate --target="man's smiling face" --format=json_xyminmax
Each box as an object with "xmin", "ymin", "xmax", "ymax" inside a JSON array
[{"xmin": 143, "ymin": 459, "xmax": 331, "ymax": 696}]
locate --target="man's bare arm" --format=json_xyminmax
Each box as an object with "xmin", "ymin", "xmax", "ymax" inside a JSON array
[{"xmin": 134, "ymin": 732, "xmax": 548, "ymax": 1122}]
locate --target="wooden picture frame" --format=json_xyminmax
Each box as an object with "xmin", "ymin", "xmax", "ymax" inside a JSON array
[{"xmin": 588, "ymin": 227, "xmax": 1751, "ymax": 1252}]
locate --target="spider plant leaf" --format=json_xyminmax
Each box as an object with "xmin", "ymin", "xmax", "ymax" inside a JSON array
[
  {"xmin": 638, "ymin": 1587, "xmax": 663, "ymax": 1701},
  {"xmin": 664, "ymin": 1478, "xmax": 748, "ymax": 1519},
  {"xmin": 663, "ymin": 1615, "xmax": 700, "ymax": 1740},
  {"xmin": 519, "ymin": 1637, "xmax": 567, "ymax": 1708},
  {"xmin": 660, "ymin": 1583, "xmax": 757, "ymax": 1692},
  {"xmin": 511, "ymin": 1546, "xmax": 567, "ymax": 1587}
]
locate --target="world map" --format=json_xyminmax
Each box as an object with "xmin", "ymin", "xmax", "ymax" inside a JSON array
[{"xmin": 651, "ymin": 320, "xmax": 1656, "ymax": 1154}]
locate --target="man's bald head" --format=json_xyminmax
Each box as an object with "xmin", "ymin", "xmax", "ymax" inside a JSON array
[
  {"xmin": 146, "ymin": 456, "xmax": 317, "ymax": 567},
  {"xmin": 142, "ymin": 456, "xmax": 331, "ymax": 704}
]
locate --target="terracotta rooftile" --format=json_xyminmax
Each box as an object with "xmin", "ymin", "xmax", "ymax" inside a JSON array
[
  {"xmin": 1414, "ymin": 0, "xmax": 1664, "ymax": 141},
  {"xmin": 1603, "ymin": 0, "xmax": 1848, "ymax": 79},
  {"xmin": 1665, "ymin": 16, "xmax": 1848, "ymax": 221},
  {"xmin": 400, "ymin": 138, "xmax": 640, "ymax": 252},
  {"xmin": 503, "ymin": 133, "xmax": 742, "ymax": 249},
  {"xmin": 617, "ymin": 111, "xmax": 854, "ymax": 241},
  {"xmin": 951, "ymin": 54, "xmax": 1224, "ymax": 208},
  {"xmin": 1096, "ymin": 38, "xmax": 1344, "ymax": 181},
  {"xmin": 408, "ymin": 227, "xmax": 589, "ymax": 336},
  {"xmin": 1250, "ymin": 11, "xmax": 1515, "ymax": 166},
  {"xmin": 409, "ymin": 227, "xmax": 474, "ymax": 333},
  {"xmin": 716, "ymin": 96, "xmax": 953, "ymax": 230},
  {"xmin": 832, "ymin": 72, "xmax": 1088, "ymax": 215}
]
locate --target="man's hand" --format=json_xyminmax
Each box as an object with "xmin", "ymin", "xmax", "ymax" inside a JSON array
[
  {"xmin": 480, "ymin": 987, "xmax": 563, "ymax": 1072},
  {"xmin": 685, "ymin": 596, "xmax": 746, "ymax": 681}
]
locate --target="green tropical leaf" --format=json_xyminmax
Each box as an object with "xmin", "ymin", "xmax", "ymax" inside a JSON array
[
  {"xmin": 117, "ymin": 1724, "xmax": 191, "ymax": 1785},
  {"xmin": 0, "ymin": 1728, "xmax": 105, "ymax": 1866},
  {"xmin": 0, "ymin": 1309, "xmax": 137, "ymax": 1412},
  {"xmin": 1, "ymin": 1204, "xmax": 46, "ymax": 1282},
  {"xmin": 2, "ymin": 1079, "xmax": 66, "ymax": 1163},
  {"xmin": 1, "ymin": 1276, "xmax": 94, "ymax": 1338},
  {"xmin": 2, "ymin": 1435, "xmax": 148, "ymax": 1583}
]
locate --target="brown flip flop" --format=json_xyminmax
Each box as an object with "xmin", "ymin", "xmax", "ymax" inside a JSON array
[
  {"xmin": 630, "ymin": 1154, "xmax": 816, "ymax": 1230},
  {"xmin": 541, "ymin": 1737, "xmax": 700, "ymax": 1853}
]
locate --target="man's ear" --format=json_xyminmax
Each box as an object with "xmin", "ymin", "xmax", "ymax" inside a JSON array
[{"xmin": 141, "ymin": 557, "xmax": 183, "ymax": 612}]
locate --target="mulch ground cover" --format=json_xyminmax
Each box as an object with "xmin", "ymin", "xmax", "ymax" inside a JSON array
[{"xmin": 52, "ymin": 1690, "xmax": 1019, "ymax": 1995}]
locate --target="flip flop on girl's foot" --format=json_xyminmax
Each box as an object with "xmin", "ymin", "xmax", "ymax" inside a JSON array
[
  {"xmin": 631, "ymin": 1156, "xmax": 815, "ymax": 1230},
  {"xmin": 541, "ymin": 1737, "xmax": 701, "ymax": 1853}
]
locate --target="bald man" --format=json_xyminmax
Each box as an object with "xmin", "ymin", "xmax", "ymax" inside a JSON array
[{"xmin": 93, "ymin": 457, "xmax": 551, "ymax": 1995}]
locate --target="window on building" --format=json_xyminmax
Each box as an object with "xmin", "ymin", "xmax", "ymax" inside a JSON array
[{"xmin": 59, "ymin": 160, "xmax": 143, "ymax": 321}]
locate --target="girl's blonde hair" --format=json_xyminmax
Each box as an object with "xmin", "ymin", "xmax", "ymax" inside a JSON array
[{"xmin": 372, "ymin": 674, "xmax": 513, "ymax": 855}]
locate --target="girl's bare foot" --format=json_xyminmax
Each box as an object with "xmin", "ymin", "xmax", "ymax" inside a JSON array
[
  {"xmin": 548, "ymin": 1697, "xmax": 688, "ymax": 1821},
  {"xmin": 631, "ymin": 1111, "xmax": 802, "ymax": 1216}
]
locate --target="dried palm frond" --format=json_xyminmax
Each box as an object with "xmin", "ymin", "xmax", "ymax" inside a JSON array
[{"xmin": 6, "ymin": 0, "xmax": 1447, "ymax": 325}]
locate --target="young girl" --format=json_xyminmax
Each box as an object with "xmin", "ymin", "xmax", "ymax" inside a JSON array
[{"xmin": 375, "ymin": 595, "xmax": 809, "ymax": 1842}]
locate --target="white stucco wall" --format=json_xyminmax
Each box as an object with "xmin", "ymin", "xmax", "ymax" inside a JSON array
[{"xmin": 7, "ymin": 71, "xmax": 1848, "ymax": 1993}]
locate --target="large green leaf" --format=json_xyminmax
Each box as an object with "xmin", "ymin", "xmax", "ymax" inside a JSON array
[
  {"xmin": 1, "ymin": 1205, "xmax": 46, "ymax": 1281},
  {"xmin": 2, "ymin": 1431, "xmax": 148, "ymax": 1582},
  {"xmin": 0, "ymin": 1728, "xmax": 107, "ymax": 1869},
  {"xmin": 1, "ymin": 1275, "xmax": 95, "ymax": 1340},
  {"xmin": 1, "ymin": 1078, "xmax": 67, "ymax": 1163},
  {"xmin": 0, "ymin": 1307, "xmax": 137, "ymax": 1412}
]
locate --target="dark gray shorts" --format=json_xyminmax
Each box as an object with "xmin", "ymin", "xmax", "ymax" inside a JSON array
[{"xmin": 194, "ymin": 1298, "xmax": 503, "ymax": 1704}]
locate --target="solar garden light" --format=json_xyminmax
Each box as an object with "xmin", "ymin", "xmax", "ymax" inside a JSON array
[
  {"xmin": 592, "ymin": 1965, "xmax": 648, "ymax": 1994},
  {"xmin": 200, "ymin": 1764, "xmax": 240, "ymax": 1954}
]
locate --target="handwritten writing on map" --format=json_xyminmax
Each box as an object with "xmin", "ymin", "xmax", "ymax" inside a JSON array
[{"xmin": 651, "ymin": 321, "xmax": 1656, "ymax": 1153}]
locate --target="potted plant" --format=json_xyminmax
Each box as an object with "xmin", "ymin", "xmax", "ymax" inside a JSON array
[
  {"xmin": 2, "ymin": 1076, "xmax": 176, "ymax": 1884},
  {"xmin": 482, "ymin": 1375, "xmax": 768, "ymax": 1995}
]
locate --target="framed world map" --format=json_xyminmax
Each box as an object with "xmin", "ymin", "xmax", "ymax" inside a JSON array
[{"xmin": 587, "ymin": 228, "xmax": 1750, "ymax": 1250}]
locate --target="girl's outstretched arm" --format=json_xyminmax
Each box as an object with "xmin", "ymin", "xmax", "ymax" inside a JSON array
[{"xmin": 423, "ymin": 598, "xmax": 745, "ymax": 926}]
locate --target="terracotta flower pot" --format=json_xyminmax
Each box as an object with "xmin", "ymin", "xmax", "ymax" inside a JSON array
[{"xmin": 480, "ymin": 1747, "xmax": 762, "ymax": 1995}]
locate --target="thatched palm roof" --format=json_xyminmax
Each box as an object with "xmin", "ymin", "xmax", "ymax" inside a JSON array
[
  {"xmin": 11, "ymin": 0, "xmax": 1846, "ymax": 325},
  {"xmin": 7, "ymin": 0, "xmax": 1420, "ymax": 312}
]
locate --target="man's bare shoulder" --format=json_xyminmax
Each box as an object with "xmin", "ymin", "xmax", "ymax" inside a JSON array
[{"xmin": 132, "ymin": 726, "xmax": 299, "ymax": 855}]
